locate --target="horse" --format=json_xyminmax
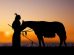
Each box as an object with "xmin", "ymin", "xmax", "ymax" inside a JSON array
[{"xmin": 21, "ymin": 21, "xmax": 67, "ymax": 47}]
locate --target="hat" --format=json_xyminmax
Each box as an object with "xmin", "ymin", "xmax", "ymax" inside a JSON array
[{"xmin": 15, "ymin": 13, "xmax": 21, "ymax": 20}]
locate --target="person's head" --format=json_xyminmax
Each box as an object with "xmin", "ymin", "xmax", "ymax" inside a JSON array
[{"xmin": 15, "ymin": 13, "xmax": 21, "ymax": 20}]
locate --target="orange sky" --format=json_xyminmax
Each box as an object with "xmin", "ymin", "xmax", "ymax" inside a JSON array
[{"xmin": 0, "ymin": 0, "xmax": 73, "ymax": 45}]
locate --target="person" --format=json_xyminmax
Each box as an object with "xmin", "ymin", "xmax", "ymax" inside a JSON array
[{"xmin": 12, "ymin": 13, "xmax": 22, "ymax": 47}]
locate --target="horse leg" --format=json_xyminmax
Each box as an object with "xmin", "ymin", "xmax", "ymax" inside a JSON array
[
  {"xmin": 38, "ymin": 39, "xmax": 42, "ymax": 47},
  {"xmin": 59, "ymin": 39, "xmax": 63, "ymax": 47},
  {"xmin": 35, "ymin": 32, "xmax": 43, "ymax": 47},
  {"xmin": 57, "ymin": 33, "xmax": 63, "ymax": 47},
  {"xmin": 57, "ymin": 32, "xmax": 67, "ymax": 47},
  {"xmin": 63, "ymin": 34, "xmax": 67, "ymax": 47},
  {"xmin": 64, "ymin": 40, "xmax": 67, "ymax": 47},
  {"xmin": 37, "ymin": 35, "xmax": 42, "ymax": 47},
  {"xmin": 60, "ymin": 34, "xmax": 67, "ymax": 47},
  {"xmin": 59, "ymin": 38, "xmax": 67, "ymax": 47},
  {"xmin": 41, "ymin": 37, "xmax": 45, "ymax": 47},
  {"xmin": 37, "ymin": 35, "xmax": 44, "ymax": 47}
]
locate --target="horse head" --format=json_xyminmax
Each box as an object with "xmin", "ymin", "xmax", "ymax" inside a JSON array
[{"xmin": 21, "ymin": 21, "xmax": 27, "ymax": 31}]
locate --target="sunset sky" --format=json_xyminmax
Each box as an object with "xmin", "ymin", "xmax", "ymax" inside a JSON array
[{"xmin": 0, "ymin": 0, "xmax": 74, "ymax": 45}]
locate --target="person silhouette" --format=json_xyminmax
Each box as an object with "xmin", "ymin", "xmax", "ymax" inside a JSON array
[{"xmin": 12, "ymin": 13, "xmax": 22, "ymax": 47}]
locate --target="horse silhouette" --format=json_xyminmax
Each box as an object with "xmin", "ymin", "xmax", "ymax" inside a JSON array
[{"xmin": 21, "ymin": 21, "xmax": 67, "ymax": 47}]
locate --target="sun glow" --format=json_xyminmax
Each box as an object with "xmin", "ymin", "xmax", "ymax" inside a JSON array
[{"xmin": 5, "ymin": 31, "xmax": 10, "ymax": 37}]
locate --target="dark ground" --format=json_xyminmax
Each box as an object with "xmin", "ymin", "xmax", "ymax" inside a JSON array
[{"xmin": 0, "ymin": 43, "xmax": 74, "ymax": 53}]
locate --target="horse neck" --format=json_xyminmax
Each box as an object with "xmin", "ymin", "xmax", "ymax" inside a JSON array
[{"xmin": 25, "ymin": 21, "xmax": 33, "ymax": 29}]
